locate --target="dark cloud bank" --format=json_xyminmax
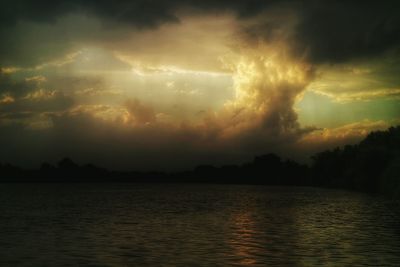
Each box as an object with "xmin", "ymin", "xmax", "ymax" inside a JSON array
[{"xmin": 1, "ymin": 0, "xmax": 400, "ymax": 65}]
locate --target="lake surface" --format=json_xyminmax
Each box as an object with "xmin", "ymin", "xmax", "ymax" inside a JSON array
[{"xmin": 0, "ymin": 184, "xmax": 399, "ymax": 266}]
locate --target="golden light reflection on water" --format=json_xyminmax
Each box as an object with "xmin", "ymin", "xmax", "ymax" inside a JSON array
[{"xmin": 227, "ymin": 210, "xmax": 262, "ymax": 266}]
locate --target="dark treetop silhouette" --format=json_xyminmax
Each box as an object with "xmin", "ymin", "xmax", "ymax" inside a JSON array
[{"xmin": 1, "ymin": 126, "xmax": 399, "ymax": 198}]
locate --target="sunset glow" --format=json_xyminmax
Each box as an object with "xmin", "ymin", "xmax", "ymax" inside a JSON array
[{"xmin": 0, "ymin": 2, "xmax": 399, "ymax": 170}]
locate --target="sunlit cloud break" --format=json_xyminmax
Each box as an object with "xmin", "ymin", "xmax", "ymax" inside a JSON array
[{"xmin": 0, "ymin": 1, "xmax": 399, "ymax": 169}]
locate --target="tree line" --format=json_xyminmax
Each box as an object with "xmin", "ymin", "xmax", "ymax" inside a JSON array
[{"xmin": 1, "ymin": 126, "xmax": 399, "ymax": 197}]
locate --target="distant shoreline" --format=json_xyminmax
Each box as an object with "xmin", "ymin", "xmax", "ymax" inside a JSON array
[{"xmin": 1, "ymin": 126, "xmax": 399, "ymax": 198}]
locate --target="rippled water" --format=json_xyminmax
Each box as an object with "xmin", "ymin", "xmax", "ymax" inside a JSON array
[{"xmin": 0, "ymin": 184, "xmax": 399, "ymax": 266}]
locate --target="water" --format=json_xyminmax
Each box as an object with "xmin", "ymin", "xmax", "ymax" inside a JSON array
[{"xmin": 0, "ymin": 184, "xmax": 399, "ymax": 266}]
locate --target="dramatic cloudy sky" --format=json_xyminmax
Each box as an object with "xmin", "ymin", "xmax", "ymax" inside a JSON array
[{"xmin": 1, "ymin": 0, "xmax": 399, "ymax": 170}]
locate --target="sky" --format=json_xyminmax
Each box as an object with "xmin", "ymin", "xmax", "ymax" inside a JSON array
[{"xmin": 0, "ymin": 0, "xmax": 399, "ymax": 170}]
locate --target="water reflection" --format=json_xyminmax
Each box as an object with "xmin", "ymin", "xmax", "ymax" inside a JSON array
[
  {"xmin": 228, "ymin": 210, "xmax": 260, "ymax": 266},
  {"xmin": 0, "ymin": 184, "xmax": 399, "ymax": 266}
]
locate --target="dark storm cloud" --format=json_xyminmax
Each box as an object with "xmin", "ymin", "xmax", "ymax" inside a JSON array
[
  {"xmin": 237, "ymin": 1, "xmax": 400, "ymax": 63},
  {"xmin": 294, "ymin": 1, "xmax": 400, "ymax": 63},
  {"xmin": 1, "ymin": 1, "xmax": 399, "ymax": 65},
  {"xmin": 0, "ymin": 0, "xmax": 277, "ymax": 27}
]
